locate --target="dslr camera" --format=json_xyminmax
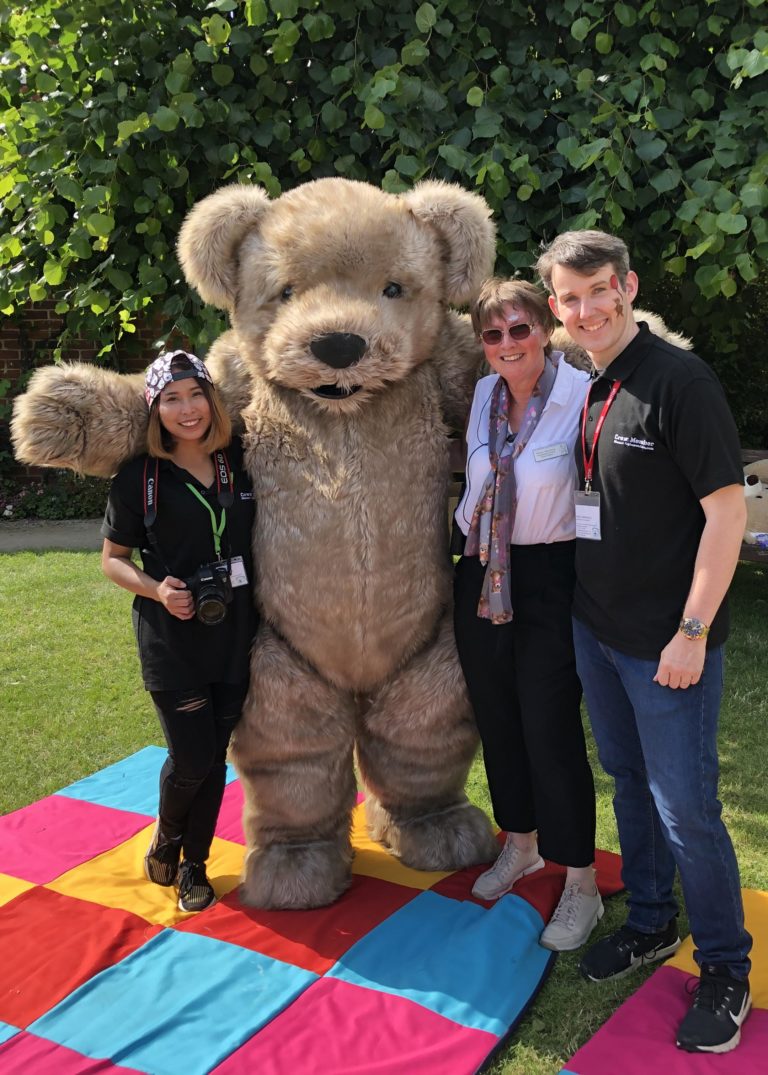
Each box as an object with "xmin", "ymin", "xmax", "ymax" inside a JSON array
[{"xmin": 185, "ymin": 562, "xmax": 232, "ymax": 626}]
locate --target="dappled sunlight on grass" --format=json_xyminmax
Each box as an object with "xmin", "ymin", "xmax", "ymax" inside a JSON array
[
  {"xmin": 1, "ymin": 551, "xmax": 159, "ymax": 812},
  {"xmin": 467, "ymin": 562, "xmax": 767, "ymax": 1072},
  {"xmin": 1, "ymin": 555, "xmax": 765, "ymax": 1074}
]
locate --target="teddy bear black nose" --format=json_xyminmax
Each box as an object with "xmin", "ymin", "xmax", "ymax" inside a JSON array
[{"xmin": 310, "ymin": 332, "xmax": 367, "ymax": 369}]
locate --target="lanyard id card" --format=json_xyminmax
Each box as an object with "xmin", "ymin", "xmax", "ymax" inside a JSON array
[
  {"xmin": 225, "ymin": 555, "xmax": 248, "ymax": 588},
  {"xmin": 574, "ymin": 490, "xmax": 601, "ymax": 540}
]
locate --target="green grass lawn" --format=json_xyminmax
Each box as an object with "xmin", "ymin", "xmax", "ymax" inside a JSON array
[{"xmin": 1, "ymin": 552, "xmax": 766, "ymax": 1073}]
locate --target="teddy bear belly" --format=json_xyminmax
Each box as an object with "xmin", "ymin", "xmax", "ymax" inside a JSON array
[{"xmin": 254, "ymin": 494, "xmax": 451, "ymax": 692}]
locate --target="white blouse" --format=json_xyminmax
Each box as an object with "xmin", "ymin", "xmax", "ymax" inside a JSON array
[{"xmin": 455, "ymin": 356, "xmax": 590, "ymax": 545}]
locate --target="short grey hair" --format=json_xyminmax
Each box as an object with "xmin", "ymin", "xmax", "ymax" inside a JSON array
[{"xmin": 536, "ymin": 230, "xmax": 630, "ymax": 293}]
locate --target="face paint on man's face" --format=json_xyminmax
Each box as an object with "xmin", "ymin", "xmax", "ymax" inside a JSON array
[{"xmin": 609, "ymin": 275, "xmax": 624, "ymax": 316}]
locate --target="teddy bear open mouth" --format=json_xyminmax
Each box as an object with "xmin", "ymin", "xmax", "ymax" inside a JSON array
[{"xmin": 310, "ymin": 384, "xmax": 363, "ymax": 399}]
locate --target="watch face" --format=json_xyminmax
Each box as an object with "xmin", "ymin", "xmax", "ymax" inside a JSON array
[{"xmin": 681, "ymin": 617, "xmax": 707, "ymax": 639}]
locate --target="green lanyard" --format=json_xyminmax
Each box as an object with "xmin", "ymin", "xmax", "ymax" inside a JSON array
[{"xmin": 185, "ymin": 483, "xmax": 227, "ymax": 558}]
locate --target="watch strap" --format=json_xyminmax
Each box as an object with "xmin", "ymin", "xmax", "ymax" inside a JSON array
[{"xmin": 679, "ymin": 616, "xmax": 710, "ymax": 641}]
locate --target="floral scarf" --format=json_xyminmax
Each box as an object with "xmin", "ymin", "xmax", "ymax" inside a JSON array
[{"xmin": 464, "ymin": 356, "xmax": 558, "ymax": 624}]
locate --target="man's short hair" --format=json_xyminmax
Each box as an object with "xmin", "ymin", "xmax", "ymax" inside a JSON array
[{"xmin": 536, "ymin": 230, "xmax": 630, "ymax": 293}]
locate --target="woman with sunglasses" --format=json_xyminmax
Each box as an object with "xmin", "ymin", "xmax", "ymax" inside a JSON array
[
  {"xmin": 453, "ymin": 279, "xmax": 600, "ymax": 951},
  {"xmin": 101, "ymin": 351, "xmax": 257, "ymax": 913}
]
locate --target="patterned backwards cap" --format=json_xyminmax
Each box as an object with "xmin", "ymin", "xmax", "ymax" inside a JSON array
[{"xmin": 144, "ymin": 350, "xmax": 214, "ymax": 407}]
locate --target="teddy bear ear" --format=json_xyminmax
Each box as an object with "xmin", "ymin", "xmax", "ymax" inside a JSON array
[
  {"xmin": 401, "ymin": 181, "xmax": 496, "ymax": 305},
  {"xmin": 177, "ymin": 184, "xmax": 271, "ymax": 310}
]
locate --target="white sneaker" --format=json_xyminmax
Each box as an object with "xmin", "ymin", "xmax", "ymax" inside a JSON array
[
  {"xmin": 471, "ymin": 835, "xmax": 545, "ymax": 900},
  {"xmin": 540, "ymin": 881, "xmax": 604, "ymax": 951}
]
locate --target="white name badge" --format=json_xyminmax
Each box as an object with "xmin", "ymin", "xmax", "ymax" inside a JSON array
[
  {"xmin": 227, "ymin": 556, "xmax": 249, "ymax": 588},
  {"xmin": 574, "ymin": 490, "xmax": 601, "ymax": 541},
  {"xmin": 533, "ymin": 442, "xmax": 569, "ymax": 462}
]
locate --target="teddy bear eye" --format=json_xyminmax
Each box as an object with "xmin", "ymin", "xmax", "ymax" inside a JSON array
[
  {"xmin": 382, "ymin": 281, "xmax": 403, "ymax": 299},
  {"xmin": 280, "ymin": 285, "xmax": 294, "ymax": 302}
]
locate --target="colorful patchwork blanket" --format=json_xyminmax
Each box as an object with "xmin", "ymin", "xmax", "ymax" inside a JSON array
[
  {"xmin": 562, "ymin": 890, "xmax": 768, "ymax": 1074},
  {"xmin": 0, "ymin": 747, "xmax": 623, "ymax": 1074}
]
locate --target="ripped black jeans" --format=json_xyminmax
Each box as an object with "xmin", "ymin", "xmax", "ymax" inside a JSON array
[{"xmin": 150, "ymin": 680, "xmax": 248, "ymax": 864}]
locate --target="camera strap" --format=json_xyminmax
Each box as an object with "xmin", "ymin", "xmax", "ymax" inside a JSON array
[
  {"xmin": 142, "ymin": 449, "xmax": 234, "ymax": 566},
  {"xmin": 184, "ymin": 448, "xmax": 233, "ymax": 560},
  {"xmin": 142, "ymin": 457, "xmax": 173, "ymax": 576}
]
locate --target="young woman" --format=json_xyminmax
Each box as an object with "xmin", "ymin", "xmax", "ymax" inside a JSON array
[
  {"xmin": 453, "ymin": 279, "xmax": 600, "ymax": 951},
  {"xmin": 101, "ymin": 350, "xmax": 257, "ymax": 913}
]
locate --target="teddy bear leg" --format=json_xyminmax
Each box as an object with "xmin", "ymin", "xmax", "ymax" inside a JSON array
[
  {"xmin": 230, "ymin": 625, "xmax": 357, "ymax": 910},
  {"xmin": 357, "ymin": 613, "xmax": 497, "ymax": 871}
]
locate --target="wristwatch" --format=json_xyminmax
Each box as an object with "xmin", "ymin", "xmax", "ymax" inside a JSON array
[{"xmin": 679, "ymin": 616, "xmax": 710, "ymax": 641}]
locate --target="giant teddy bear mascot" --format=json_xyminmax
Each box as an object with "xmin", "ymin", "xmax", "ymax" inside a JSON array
[{"xmin": 13, "ymin": 177, "xmax": 502, "ymax": 909}]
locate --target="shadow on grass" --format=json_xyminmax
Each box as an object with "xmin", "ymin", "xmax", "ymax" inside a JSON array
[{"xmin": 470, "ymin": 562, "xmax": 767, "ymax": 1073}]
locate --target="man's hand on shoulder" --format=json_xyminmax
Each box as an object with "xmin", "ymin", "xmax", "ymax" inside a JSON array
[{"xmin": 654, "ymin": 633, "xmax": 706, "ymax": 690}]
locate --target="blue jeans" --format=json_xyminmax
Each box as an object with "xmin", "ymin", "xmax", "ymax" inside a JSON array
[{"xmin": 573, "ymin": 617, "xmax": 751, "ymax": 979}]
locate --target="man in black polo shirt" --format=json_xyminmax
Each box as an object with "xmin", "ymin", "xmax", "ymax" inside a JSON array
[{"xmin": 536, "ymin": 231, "xmax": 752, "ymax": 1055}]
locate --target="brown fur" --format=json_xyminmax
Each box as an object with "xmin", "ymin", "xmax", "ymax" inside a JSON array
[
  {"xmin": 11, "ymin": 365, "xmax": 149, "ymax": 478},
  {"xmin": 13, "ymin": 178, "xmax": 498, "ymax": 908},
  {"xmin": 11, "ymin": 177, "xmax": 690, "ymax": 909}
]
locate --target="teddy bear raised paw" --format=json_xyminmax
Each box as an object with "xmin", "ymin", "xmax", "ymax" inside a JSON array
[{"xmin": 12, "ymin": 177, "xmax": 500, "ymax": 908}]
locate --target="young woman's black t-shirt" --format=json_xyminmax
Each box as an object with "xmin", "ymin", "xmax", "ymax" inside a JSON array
[{"xmin": 101, "ymin": 436, "xmax": 257, "ymax": 690}]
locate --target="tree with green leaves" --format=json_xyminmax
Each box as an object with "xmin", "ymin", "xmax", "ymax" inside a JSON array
[{"xmin": 1, "ymin": 0, "xmax": 766, "ymax": 436}]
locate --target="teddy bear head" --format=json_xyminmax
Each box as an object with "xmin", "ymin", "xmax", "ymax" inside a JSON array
[{"xmin": 177, "ymin": 178, "xmax": 495, "ymax": 412}]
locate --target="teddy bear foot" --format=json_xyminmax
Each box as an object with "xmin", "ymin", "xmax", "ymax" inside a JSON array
[
  {"xmin": 368, "ymin": 798, "xmax": 498, "ymax": 872},
  {"xmin": 239, "ymin": 838, "xmax": 353, "ymax": 910}
]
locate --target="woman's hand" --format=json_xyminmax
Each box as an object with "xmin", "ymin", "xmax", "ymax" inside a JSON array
[
  {"xmin": 102, "ymin": 540, "xmax": 195, "ymax": 620},
  {"xmin": 157, "ymin": 576, "xmax": 195, "ymax": 620}
]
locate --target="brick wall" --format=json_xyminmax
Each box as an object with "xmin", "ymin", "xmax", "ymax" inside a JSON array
[
  {"xmin": 1, "ymin": 303, "xmax": 185, "ymax": 483},
  {"xmin": 0, "ymin": 302, "xmax": 165, "ymax": 384}
]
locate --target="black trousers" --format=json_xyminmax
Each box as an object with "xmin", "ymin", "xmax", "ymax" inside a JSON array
[
  {"xmin": 453, "ymin": 544, "xmax": 596, "ymax": 867},
  {"xmin": 150, "ymin": 680, "xmax": 248, "ymax": 863}
]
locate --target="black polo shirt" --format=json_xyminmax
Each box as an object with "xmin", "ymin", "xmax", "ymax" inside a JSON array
[
  {"xmin": 573, "ymin": 322, "xmax": 743, "ymax": 660},
  {"xmin": 101, "ymin": 436, "xmax": 258, "ymax": 691}
]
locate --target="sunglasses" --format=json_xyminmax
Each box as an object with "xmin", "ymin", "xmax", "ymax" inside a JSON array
[{"xmin": 480, "ymin": 323, "xmax": 534, "ymax": 345}]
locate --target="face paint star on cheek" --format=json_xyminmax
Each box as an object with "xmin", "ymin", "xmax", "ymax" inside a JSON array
[{"xmin": 609, "ymin": 276, "xmax": 624, "ymax": 317}]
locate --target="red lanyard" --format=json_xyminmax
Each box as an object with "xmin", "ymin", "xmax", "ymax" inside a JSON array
[{"xmin": 581, "ymin": 379, "xmax": 622, "ymax": 492}]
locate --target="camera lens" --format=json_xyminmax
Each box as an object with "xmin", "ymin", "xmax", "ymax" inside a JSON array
[
  {"xmin": 187, "ymin": 564, "xmax": 232, "ymax": 626},
  {"xmin": 196, "ymin": 588, "xmax": 227, "ymax": 625}
]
